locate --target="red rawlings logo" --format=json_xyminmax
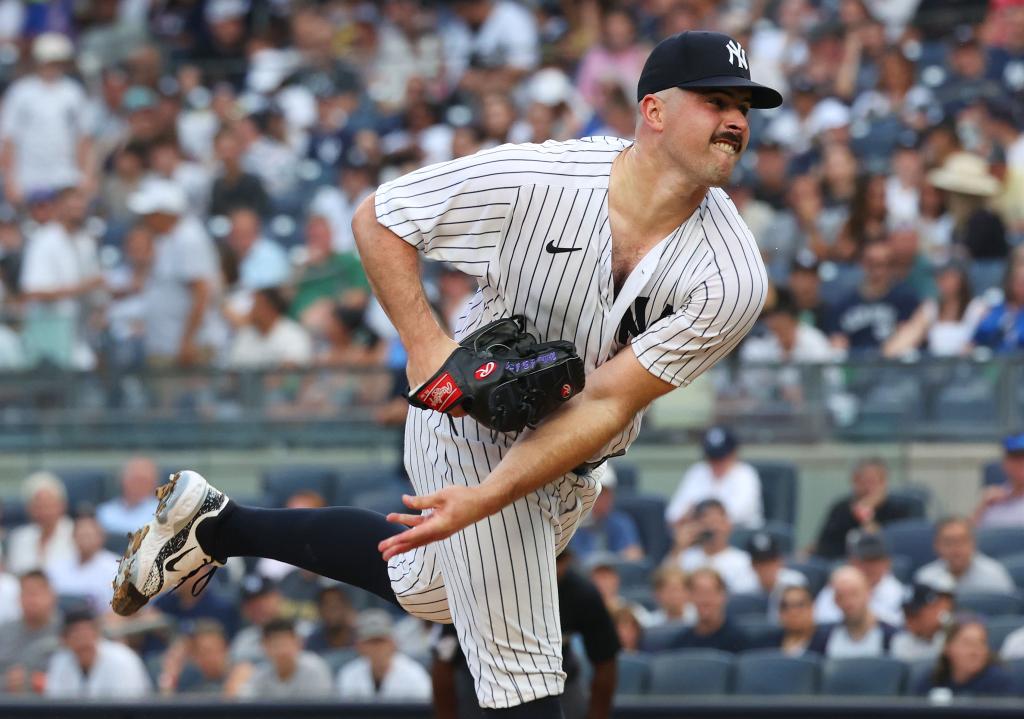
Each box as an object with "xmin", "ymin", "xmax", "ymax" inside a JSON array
[
  {"xmin": 561, "ymin": 384, "xmax": 572, "ymax": 399},
  {"xmin": 474, "ymin": 362, "xmax": 496, "ymax": 380},
  {"xmin": 417, "ymin": 372, "xmax": 463, "ymax": 412}
]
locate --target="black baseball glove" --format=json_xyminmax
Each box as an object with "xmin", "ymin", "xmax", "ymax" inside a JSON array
[{"xmin": 407, "ymin": 316, "xmax": 586, "ymax": 433}]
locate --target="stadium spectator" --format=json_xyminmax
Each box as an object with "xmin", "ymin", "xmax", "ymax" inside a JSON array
[
  {"xmin": 289, "ymin": 214, "xmax": 371, "ymax": 329},
  {"xmin": 227, "ymin": 287, "xmax": 313, "ymax": 369},
  {"xmin": 830, "ymin": 175, "xmax": 889, "ymax": 264},
  {"xmin": 173, "ymin": 620, "xmax": 239, "ymax": 695},
  {"xmin": 575, "ymin": 6, "xmax": 649, "ymax": 110},
  {"xmin": 814, "ymin": 532, "xmax": 905, "ymax": 627},
  {"xmin": 914, "ymin": 619, "xmax": 1014, "ymax": 698},
  {"xmin": 0, "ymin": 33, "xmax": 94, "ymax": 206},
  {"xmin": 883, "ymin": 261, "xmax": 989, "ymax": 358},
  {"xmin": 777, "ymin": 585, "xmax": 818, "ymax": 657},
  {"xmin": 670, "ymin": 568, "xmax": 748, "ymax": 653},
  {"xmin": 0, "ymin": 571, "xmax": 61, "ymax": 693},
  {"xmin": 916, "ymin": 516, "xmax": 1016, "ymax": 592},
  {"xmin": 305, "ymin": 582, "xmax": 357, "ymax": 654},
  {"xmin": 154, "ymin": 569, "xmax": 240, "ymax": 639},
  {"xmin": 740, "ymin": 286, "xmax": 835, "ymax": 365},
  {"xmin": 927, "ymin": 152, "xmax": 1007, "ymax": 260},
  {"xmin": 890, "ymin": 579, "xmax": 956, "ymax": 663},
  {"xmin": 647, "ymin": 564, "xmax": 695, "ymax": 627},
  {"xmin": 670, "ymin": 499, "xmax": 759, "ymax": 595},
  {"xmin": 976, "ymin": 431, "xmax": 1024, "ymax": 528},
  {"xmin": 97, "ymin": 456, "xmax": 159, "ymax": 537},
  {"xmin": 824, "ymin": 240, "xmax": 919, "ymax": 356},
  {"xmin": 746, "ymin": 532, "xmax": 807, "ymax": 622},
  {"xmin": 612, "ymin": 604, "xmax": 645, "ymax": 654},
  {"xmin": 1000, "ymin": 622, "xmax": 1024, "ymax": 660},
  {"xmin": 308, "ymin": 152, "xmax": 378, "ymax": 255},
  {"xmin": 209, "ymin": 127, "xmax": 272, "ymax": 219},
  {"xmin": 240, "ymin": 618, "xmax": 333, "ymax": 699},
  {"xmin": 973, "ymin": 250, "xmax": 1024, "ymax": 354},
  {"xmin": 665, "ymin": 426, "xmax": 764, "ymax": 529},
  {"xmin": 809, "ymin": 566, "xmax": 898, "ymax": 658},
  {"xmin": 337, "ymin": 609, "xmax": 432, "ymax": 701},
  {"xmin": 982, "ymin": 98, "xmax": 1024, "ymax": 237},
  {"xmin": 813, "ymin": 457, "xmax": 914, "ymax": 560},
  {"xmin": 750, "ymin": 140, "xmax": 790, "ymax": 211},
  {"xmin": 238, "ymin": 109, "xmax": 300, "ymax": 203},
  {"xmin": 569, "ymin": 465, "xmax": 644, "ymax": 561},
  {"xmin": 131, "ymin": 178, "xmax": 224, "ymax": 366},
  {"xmin": 444, "ymin": 0, "xmax": 540, "ymax": 97},
  {"xmin": 226, "ymin": 208, "xmax": 290, "ymax": 291},
  {"xmin": 6, "ymin": 472, "xmax": 75, "ymax": 575},
  {"xmin": 46, "ymin": 514, "xmax": 118, "ymax": 613},
  {"xmin": 19, "ymin": 187, "xmax": 98, "ymax": 369},
  {"xmin": 146, "ymin": 136, "xmax": 212, "ymax": 217},
  {"xmin": 584, "ymin": 551, "xmax": 628, "ymax": 614},
  {"xmin": 44, "ymin": 607, "xmax": 151, "ymax": 698},
  {"xmin": 100, "ymin": 225, "xmax": 154, "ymax": 371},
  {"xmin": 787, "ymin": 251, "xmax": 830, "ymax": 331},
  {"xmin": 101, "ymin": 143, "xmax": 148, "ymax": 228},
  {"xmin": 230, "ymin": 574, "xmax": 285, "ymax": 664}
]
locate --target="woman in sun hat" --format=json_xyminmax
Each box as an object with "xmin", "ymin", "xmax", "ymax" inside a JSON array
[{"xmin": 927, "ymin": 151, "xmax": 1008, "ymax": 260}]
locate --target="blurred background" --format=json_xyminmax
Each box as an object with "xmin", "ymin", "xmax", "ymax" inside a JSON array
[{"xmin": 0, "ymin": 0, "xmax": 1023, "ymax": 715}]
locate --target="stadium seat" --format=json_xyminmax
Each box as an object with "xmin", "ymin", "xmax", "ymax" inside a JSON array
[
  {"xmin": 983, "ymin": 461, "xmax": 1007, "ymax": 487},
  {"xmin": 734, "ymin": 616, "xmax": 783, "ymax": 650},
  {"xmin": 889, "ymin": 555, "xmax": 914, "ymax": 585},
  {"xmin": 999, "ymin": 553, "xmax": 1024, "ymax": 588},
  {"xmin": 881, "ymin": 519, "xmax": 936, "ymax": 572},
  {"xmin": 1003, "ymin": 658, "xmax": 1024, "ymax": 694},
  {"xmin": 621, "ymin": 586, "xmax": 657, "ymax": 611},
  {"xmin": 985, "ymin": 615, "xmax": 1024, "ymax": 652},
  {"xmin": 977, "ymin": 528, "xmax": 1024, "ymax": 559},
  {"xmin": 821, "ymin": 657, "xmax": 907, "ymax": 696},
  {"xmin": 262, "ymin": 466, "xmax": 339, "ymax": 507},
  {"xmin": 887, "ymin": 484, "xmax": 931, "ymax": 519},
  {"xmin": 350, "ymin": 487, "xmax": 407, "ymax": 517},
  {"xmin": 608, "ymin": 460, "xmax": 639, "ymax": 494},
  {"xmin": 903, "ymin": 659, "xmax": 935, "ymax": 696},
  {"xmin": 639, "ymin": 621, "xmax": 687, "ymax": 653},
  {"xmin": 731, "ymin": 520, "xmax": 794, "ymax": 555},
  {"xmin": 956, "ymin": 591, "xmax": 1024, "ymax": 617},
  {"xmin": 104, "ymin": 533, "xmax": 129, "ymax": 555},
  {"xmin": 334, "ymin": 466, "xmax": 407, "ymax": 506},
  {"xmin": 53, "ymin": 468, "xmax": 112, "ymax": 512},
  {"xmin": 615, "ymin": 655, "xmax": 650, "ymax": 695},
  {"xmin": 734, "ymin": 649, "xmax": 820, "ymax": 695},
  {"xmin": 749, "ymin": 461, "xmax": 799, "ymax": 526},
  {"xmin": 785, "ymin": 557, "xmax": 831, "ymax": 597},
  {"xmin": 605, "ymin": 558, "xmax": 655, "ymax": 589},
  {"xmin": 648, "ymin": 649, "xmax": 733, "ymax": 696},
  {"xmin": 727, "ymin": 593, "xmax": 769, "ymax": 618},
  {"xmin": 0, "ymin": 498, "xmax": 27, "ymax": 528},
  {"xmin": 616, "ymin": 495, "xmax": 671, "ymax": 561},
  {"xmin": 321, "ymin": 648, "xmax": 358, "ymax": 674}
]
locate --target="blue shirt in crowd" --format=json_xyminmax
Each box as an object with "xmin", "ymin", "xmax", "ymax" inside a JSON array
[
  {"xmin": 824, "ymin": 284, "xmax": 919, "ymax": 353},
  {"xmin": 569, "ymin": 510, "xmax": 642, "ymax": 558},
  {"xmin": 973, "ymin": 303, "xmax": 1024, "ymax": 353}
]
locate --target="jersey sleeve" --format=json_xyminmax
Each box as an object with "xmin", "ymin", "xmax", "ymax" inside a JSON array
[
  {"xmin": 631, "ymin": 261, "xmax": 767, "ymax": 388},
  {"xmin": 373, "ymin": 146, "xmax": 525, "ymax": 277}
]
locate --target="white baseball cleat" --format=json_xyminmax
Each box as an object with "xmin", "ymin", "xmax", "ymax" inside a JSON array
[{"xmin": 111, "ymin": 470, "xmax": 228, "ymax": 616}]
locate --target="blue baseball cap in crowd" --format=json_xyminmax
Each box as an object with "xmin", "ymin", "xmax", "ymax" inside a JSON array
[
  {"xmin": 702, "ymin": 425, "xmax": 738, "ymax": 459},
  {"xmin": 636, "ymin": 31, "xmax": 783, "ymax": 109},
  {"xmin": 1004, "ymin": 432, "xmax": 1024, "ymax": 455}
]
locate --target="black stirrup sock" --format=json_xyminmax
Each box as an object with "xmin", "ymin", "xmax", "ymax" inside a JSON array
[{"xmin": 195, "ymin": 500, "xmax": 403, "ymax": 605}]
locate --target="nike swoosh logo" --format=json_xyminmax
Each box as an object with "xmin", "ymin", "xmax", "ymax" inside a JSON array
[
  {"xmin": 546, "ymin": 241, "xmax": 582, "ymax": 254},
  {"xmin": 165, "ymin": 547, "xmax": 195, "ymax": 572}
]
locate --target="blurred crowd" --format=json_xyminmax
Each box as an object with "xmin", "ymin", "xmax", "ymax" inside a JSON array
[
  {"xmin": 0, "ymin": 0, "xmax": 1018, "ymax": 401},
  {"xmin": 2, "ymin": 426, "xmax": 1024, "ymax": 701}
]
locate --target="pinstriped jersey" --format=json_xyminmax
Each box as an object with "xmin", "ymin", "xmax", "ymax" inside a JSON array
[{"xmin": 374, "ymin": 136, "xmax": 768, "ymax": 459}]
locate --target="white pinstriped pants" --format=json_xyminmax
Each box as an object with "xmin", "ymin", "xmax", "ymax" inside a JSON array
[{"xmin": 387, "ymin": 410, "xmax": 600, "ymax": 709}]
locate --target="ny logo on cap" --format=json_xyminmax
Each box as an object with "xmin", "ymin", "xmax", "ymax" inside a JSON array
[{"xmin": 726, "ymin": 40, "xmax": 748, "ymax": 70}]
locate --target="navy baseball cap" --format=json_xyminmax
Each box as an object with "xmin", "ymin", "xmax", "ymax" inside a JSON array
[
  {"xmin": 702, "ymin": 425, "xmax": 738, "ymax": 459},
  {"xmin": 636, "ymin": 31, "xmax": 783, "ymax": 109}
]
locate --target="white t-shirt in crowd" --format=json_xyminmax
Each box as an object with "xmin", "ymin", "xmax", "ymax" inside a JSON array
[
  {"xmin": 45, "ymin": 639, "xmax": 151, "ymax": 698},
  {"xmin": 6, "ymin": 517, "xmax": 76, "ymax": 575},
  {"xmin": 678, "ymin": 546, "xmax": 760, "ymax": 594},
  {"xmin": 977, "ymin": 493, "xmax": 1024, "ymax": 529},
  {"xmin": 337, "ymin": 652, "xmax": 432, "ymax": 701},
  {"xmin": 665, "ymin": 461, "xmax": 764, "ymax": 528},
  {"xmin": 238, "ymin": 237, "xmax": 291, "ymax": 290},
  {"xmin": 891, "ymin": 630, "xmax": 944, "ymax": 663},
  {"xmin": 918, "ymin": 298, "xmax": 990, "ymax": 358},
  {"xmin": 441, "ymin": 0, "xmax": 539, "ymax": 87},
  {"xmin": 814, "ymin": 573, "xmax": 905, "ymax": 627},
  {"xmin": 0, "ymin": 75, "xmax": 90, "ymax": 193},
  {"xmin": 0, "ymin": 572, "xmax": 20, "ymax": 624},
  {"xmin": 20, "ymin": 222, "xmax": 83, "ymax": 317},
  {"xmin": 228, "ymin": 318, "xmax": 313, "ymax": 369},
  {"xmin": 915, "ymin": 554, "xmax": 1016, "ymax": 594},
  {"xmin": 47, "ymin": 549, "xmax": 121, "ymax": 614},
  {"xmin": 824, "ymin": 623, "xmax": 887, "ymax": 659},
  {"xmin": 1000, "ymin": 626, "xmax": 1024, "ymax": 660}
]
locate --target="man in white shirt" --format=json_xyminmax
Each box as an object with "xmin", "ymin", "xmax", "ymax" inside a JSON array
[
  {"xmin": 6, "ymin": 472, "xmax": 76, "ymax": 576},
  {"xmin": 665, "ymin": 425, "xmax": 764, "ymax": 528},
  {"xmin": 0, "ymin": 33, "xmax": 94, "ymax": 204},
  {"xmin": 672, "ymin": 499, "xmax": 759, "ymax": 594},
  {"xmin": 974, "ymin": 433, "xmax": 1024, "ymax": 528},
  {"xmin": 240, "ymin": 618, "xmax": 333, "ymax": 699},
  {"xmin": 741, "ymin": 287, "xmax": 835, "ymax": 364},
  {"xmin": 810, "ymin": 566, "xmax": 898, "ymax": 659},
  {"xmin": 814, "ymin": 531, "xmax": 905, "ymax": 627},
  {"xmin": 47, "ymin": 515, "xmax": 119, "ymax": 613},
  {"xmin": 96, "ymin": 456, "xmax": 160, "ymax": 538},
  {"xmin": 915, "ymin": 515, "xmax": 1015, "ymax": 594},
  {"xmin": 890, "ymin": 579, "xmax": 954, "ymax": 662},
  {"xmin": 227, "ymin": 288, "xmax": 313, "ymax": 369},
  {"xmin": 226, "ymin": 207, "xmax": 290, "ymax": 290},
  {"xmin": 442, "ymin": 0, "xmax": 540, "ymax": 96},
  {"xmin": 337, "ymin": 609, "xmax": 431, "ymax": 701},
  {"xmin": 130, "ymin": 178, "xmax": 224, "ymax": 365},
  {"xmin": 45, "ymin": 608, "xmax": 151, "ymax": 698}
]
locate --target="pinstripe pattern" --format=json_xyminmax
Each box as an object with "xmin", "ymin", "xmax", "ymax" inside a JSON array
[{"xmin": 376, "ymin": 137, "xmax": 766, "ymax": 708}]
